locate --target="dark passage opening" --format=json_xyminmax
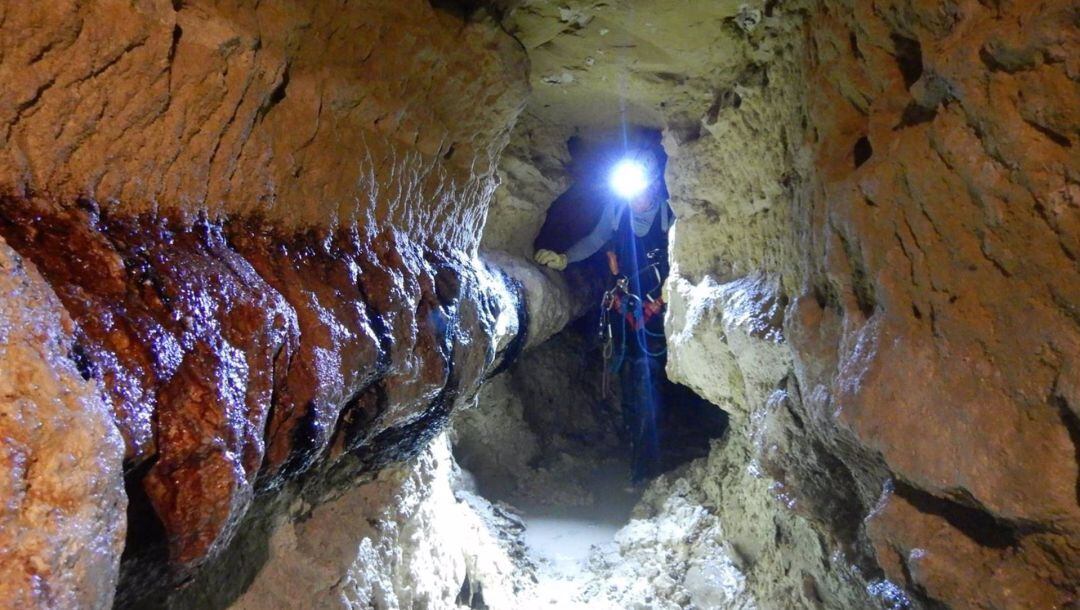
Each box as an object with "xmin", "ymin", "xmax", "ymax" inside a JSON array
[
  {"xmin": 453, "ymin": 127, "xmax": 729, "ymax": 605},
  {"xmin": 536, "ymin": 128, "xmax": 728, "ymax": 481}
]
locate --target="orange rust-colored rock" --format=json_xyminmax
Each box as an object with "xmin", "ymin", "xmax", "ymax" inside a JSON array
[
  {"xmin": 228, "ymin": 227, "xmax": 381, "ymax": 485},
  {"xmin": 0, "ymin": 194, "xmax": 526, "ymax": 593},
  {"xmin": 0, "ymin": 0, "xmax": 527, "ymax": 245},
  {"xmin": 0, "ymin": 202, "xmax": 301, "ymax": 568},
  {"xmin": 0, "ymin": 236, "xmax": 127, "ymax": 608},
  {"xmin": 659, "ymin": 0, "xmax": 1077, "ymax": 606},
  {"xmin": 781, "ymin": 1, "xmax": 1080, "ymax": 607},
  {"xmin": 0, "ymin": 0, "xmax": 530, "ymax": 602}
]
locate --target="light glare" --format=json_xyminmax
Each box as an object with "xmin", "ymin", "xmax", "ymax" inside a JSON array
[{"xmin": 610, "ymin": 159, "xmax": 648, "ymax": 199}]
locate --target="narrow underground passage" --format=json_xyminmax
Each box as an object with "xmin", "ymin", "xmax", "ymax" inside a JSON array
[
  {"xmin": 451, "ymin": 130, "xmax": 729, "ymax": 607},
  {"xmin": 1, "ymin": 1, "xmax": 1074, "ymax": 608}
]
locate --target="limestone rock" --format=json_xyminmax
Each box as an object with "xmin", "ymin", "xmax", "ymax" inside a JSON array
[
  {"xmin": 659, "ymin": 1, "xmax": 1080, "ymax": 607},
  {"xmin": 0, "ymin": 0, "xmax": 528, "ymax": 244},
  {"xmin": 228, "ymin": 433, "xmax": 531, "ymax": 610},
  {"xmin": 480, "ymin": 250, "xmax": 595, "ymax": 349},
  {"xmin": 663, "ymin": 268, "xmax": 876, "ymax": 609},
  {"xmin": 0, "ymin": 238, "xmax": 126, "ymax": 609},
  {"xmin": 454, "ymin": 329, "xmax": 621, "ymax": 506},
  {"xmin": 579, "ymin": 475, "xmax": 753, "ymax": 610},
  {"xmin": 500, "ymin": 0, "xmax": 765, "ymax": 131},
  {"xmin": 482, "ymin": 112, "xmax": 573, "ymax": 258},
  {"xmin": 666, "ymin": 273, "xmax": 791, "ymax": 420},
  {"xmin": 787, "ymin": 1, "xmax": 1080, "ymax": 605}
]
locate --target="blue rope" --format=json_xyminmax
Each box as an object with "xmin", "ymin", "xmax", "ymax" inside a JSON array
[
  {"xmin": 636, "ymin": 332, "xmax": 667, "ymax": 358},
  {"xmin": 610, "ymin": 314, "xmax": 627, "ymax": 372},
  {"xmin": 630, "ymin": 298, "xmax": 667, "ymax": 358},
  {"xmin": 605, "ymin": 289, "xmax": 667, "ymax": 374}
]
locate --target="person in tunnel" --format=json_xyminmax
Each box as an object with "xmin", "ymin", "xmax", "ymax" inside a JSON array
[
  {"xmin": 535, "ymin": 147, "xmax": 672, "ymax": 482},
  {"xmin": 533, "ymin": 148, "xmax": 670, "ymax": 273}
]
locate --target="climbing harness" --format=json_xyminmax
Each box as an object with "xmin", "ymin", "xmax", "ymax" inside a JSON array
[{"xmin": 598, "ymin": 268, "xmax": 667, "ymax": 398}]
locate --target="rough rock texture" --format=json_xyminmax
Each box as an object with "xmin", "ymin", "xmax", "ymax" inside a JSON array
[
  {"xmin": 500, "ymin": 0, "xmax": 762, "ymax": 131},
  {"xmin": 1, "ymin": 0, "xmax": 1075, "ymax": 606},
  {"xmin": 791, "ymin": 2, "xmax": 1080, "ymax": 606},
  {"xmin": 666, "ymin": 273, "xmax": 878, "ymax": 608},
  {"xmin": 454, "ymin": 329, "xmax": 622, "ymax": 506},
  {"xmin": 223, "ymin": 433, "xmax": 532, "ymax": 610},
  {"xmin": 0, "ymin": 0, "xmax": 533, "ymax": 602},
  {"xmin": 481, "ymin": 112, "xmax": 572, "ymax": 259},
  {"xmin": 578, "ymin": 471, "xmax": 753, "ymax": 610},
  {"xmin": 479, "ymin": 250, "xmax": 597, "ymax": 350},
  {"xmin": 0, "ymin": 0, "xmax": 526, "ymax": 241},
  {"xmin": 0, "ymin": 201, "xmax": 528, "ymax": 587},
  {"xmin": 660, "ymin": 1, "xmax": 1080, "ymax": 608},
  {"xmin": 0, "ymin": 238, "xmax": 126, "ymax": 608}
]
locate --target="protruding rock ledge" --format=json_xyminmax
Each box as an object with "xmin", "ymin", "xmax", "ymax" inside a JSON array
[{"xmin": 0, "ymin": 195, "xmax": 527, "ymax": 603}]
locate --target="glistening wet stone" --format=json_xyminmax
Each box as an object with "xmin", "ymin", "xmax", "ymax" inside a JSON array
[{"xmin": 0, "ymin": 195, "xmax": 526, "ymax": 587}]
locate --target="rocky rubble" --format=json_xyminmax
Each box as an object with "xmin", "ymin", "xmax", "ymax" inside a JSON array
[
  {"xmin": 224, "ymin": 433, "xmax": 533, "ymax": 610},
  {"xmin": 579, "ymin": 472, "xmax": 753, "ymax": 610}
]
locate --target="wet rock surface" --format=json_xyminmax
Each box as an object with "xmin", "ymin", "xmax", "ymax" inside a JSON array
[
  {"xmin": 0, "ymin": 0, "xmax": 532, "ymax": 603},
  {"xmin": 0, "ymin": 0, "xmax": 1076, "ymax": 606},
  {"xmin": 0, "ymin": 196, "xmax": 527, "ymax": 603},
  {"xmin": 0, "ymin": 237, "xmax": 127, "ymax": 608}
]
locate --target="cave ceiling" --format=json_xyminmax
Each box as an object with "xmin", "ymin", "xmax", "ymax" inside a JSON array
[{"xmin": 499, "ymin": 0, "xmax": 760, "ymax": 136}]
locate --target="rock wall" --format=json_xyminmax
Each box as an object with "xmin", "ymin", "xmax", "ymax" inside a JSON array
[
  {"xmin": 0, "ymin": 241, "xmax": 126, "ymax": 609},
  {"xmin": 663, "ymin": 0, "xmax": 1079, "ymax": 608},
  {"xmin": 793, "ymin": 1, "xmax": 1079, "ymax": 606},
  {"xmin": 0, "ymin": 0, "xmax": 532, "ymax": 605},
  {"xmin": 453, "ymin": 328, "xmax": 622, "ymax": 506},
  {"xmin": 481, "ymin": 111, "xmax": 572, "ymax": 259},
  {"xmin": 215, "ymin": 433, "xmax": 532, "ymax": 610},
  {"xmin": 0, "ymin": 0, "xmax": 525, "ymax": 242}
]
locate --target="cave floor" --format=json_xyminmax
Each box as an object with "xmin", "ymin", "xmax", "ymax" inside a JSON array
[
  {"xmin": 518, "ymin": 461, "xmax": 641, "ymax": 607},
  {"xmin": 473, "ymin": 457, "xmax": 642, "ymax": 608}
]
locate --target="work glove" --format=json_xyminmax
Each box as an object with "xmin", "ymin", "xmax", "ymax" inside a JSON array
[{"xmin": 534, "ymin": 249, "xmax": 568, "ymax": 271}]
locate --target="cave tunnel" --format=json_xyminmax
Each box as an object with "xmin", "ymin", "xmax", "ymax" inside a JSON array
[
  {"xmin": 530, "ymin": 128, "xmax": 730, "ymax": 481},
  {"xmin": 0, "ymin": 0, "xmax": 1076, "ymax": 609},
  {"xmin": 455, "ymin": 131, "xmax": 730, "ymax": 603}
]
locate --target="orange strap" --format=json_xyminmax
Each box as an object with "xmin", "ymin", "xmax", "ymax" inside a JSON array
[{"xmin": 606, "ymin": 250, "xmax": 619, "ymax": 275}]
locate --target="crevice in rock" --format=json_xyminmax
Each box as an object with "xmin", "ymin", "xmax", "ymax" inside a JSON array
[
  {"xmin": 1054, "ymin": 395, "xmax": 1080, "ymax": 507},
  {"xmin": 890, "ymin": 34, "xmax": 924, "ymax": 89},
  {"xmin": 893, "ymin": 482, "xmax": 1019, "ymax": 550},
  {"xmin": 893, "ymin": 102, "xmax": 937, "ymax": 130},
  {"xmin": 853, "ymin": 135, "xmax": 873, "ymax": 168},
  {"xmin": 1, "ymin": 1, "xmax": 1077, "ymax": 608},
  {"xmin": 1024, "ymin": 118, "xmax": 1072, "ymax": 148},
  {"xmin": 256, "ymin": 64, "xmax": 290, "ymax": 123},
  {"xmin": 456, "ymin": 576, "xmax": 490, "ymax": 609}
]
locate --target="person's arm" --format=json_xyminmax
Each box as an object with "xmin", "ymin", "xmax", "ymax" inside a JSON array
[{"xmin": 565, "ymin": 200, "xmax": 620, "ymax": 263}]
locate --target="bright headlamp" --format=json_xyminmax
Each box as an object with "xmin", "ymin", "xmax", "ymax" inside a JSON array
[{"xmin": 609, "ymin": 159, "xmax": 650, "ymax": 200}]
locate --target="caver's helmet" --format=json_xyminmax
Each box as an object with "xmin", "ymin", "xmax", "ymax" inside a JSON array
[
  {"xmin": 609, "ymin": 148, "xmax": 664, "ymax": 200},
  {"xmin": 629, "ymin": 148, "xmax": 663, "ymax": 183}
]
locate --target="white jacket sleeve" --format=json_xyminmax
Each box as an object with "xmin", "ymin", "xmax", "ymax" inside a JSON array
[{"xmin": 565, "ymin": 199, "xmax": 621, "ymax": 263}]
